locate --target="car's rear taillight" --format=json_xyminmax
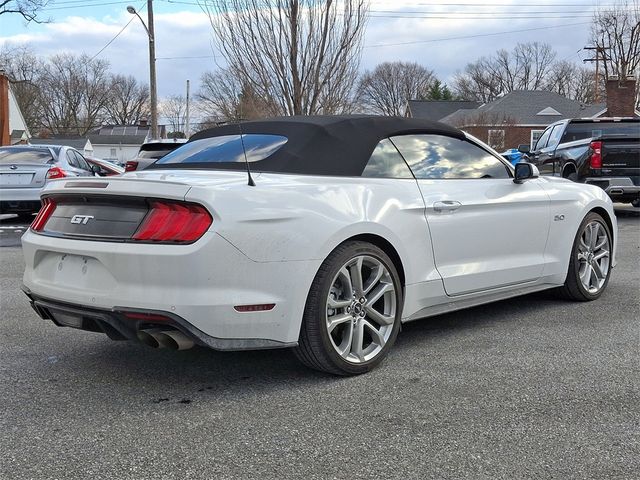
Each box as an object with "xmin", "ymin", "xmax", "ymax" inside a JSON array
[
  {"xmin": 31, "ymin": 198, "xmax": 56, "ymax": 231},
  {"xmin": 132, "ymin": 201, "xmax": 212, "ymax": 243},
  {"xmin": 46, "ymin": 166, "xmax": 67, "ymax": 179},
  {"xmin": 590, "ymin": 141, "xmax": 602, "ymax": 169},
  {"xmin": 125, "ymin": 161, "xmax": 139, "ymax": 172}
]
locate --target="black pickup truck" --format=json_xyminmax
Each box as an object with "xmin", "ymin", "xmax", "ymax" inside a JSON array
[{"xmin": 520, "ymin": 118, "xmax": 640, "ymax": 206}]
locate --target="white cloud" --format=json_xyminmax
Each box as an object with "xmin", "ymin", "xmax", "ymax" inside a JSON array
[{"xmin": 0, "ymin": 2, "xmax": 594, "ymax": 98}]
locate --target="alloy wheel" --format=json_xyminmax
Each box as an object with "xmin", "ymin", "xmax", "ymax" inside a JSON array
[
  {"xmin": 577, "ymin": 220, "xmax": 610, "ymax": 294},
  {"xmin": 325, "ymin": 255, "xmax": 397, "ymax": 363}
]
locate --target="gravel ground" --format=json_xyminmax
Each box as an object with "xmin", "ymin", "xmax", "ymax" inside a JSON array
[{"xmin": 0, "ymin": 209, "xmax": 638, "ymax": 480}]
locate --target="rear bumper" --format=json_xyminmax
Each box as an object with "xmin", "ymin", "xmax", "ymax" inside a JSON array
[
  {"xmin": 23, "ymin": 289, "xmax": 295, "ymax": 350},
  {"xmin": 21, "ymin": 229, "xmax": 320, "ymax": 346},
  {"xmin": 0, "ymin": 187, "xmax": 42, "ymax": 213},
  {"xmin": 585, "ymin": 177, "xmax": 640, "ymax": 202}
]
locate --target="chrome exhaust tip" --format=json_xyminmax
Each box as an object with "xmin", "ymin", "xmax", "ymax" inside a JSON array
[{"xmin": 154, "ymin": 330, "xmax": 195, "ymax": 350}]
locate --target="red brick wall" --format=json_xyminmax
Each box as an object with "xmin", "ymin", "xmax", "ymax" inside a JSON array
[{"xmin": 605, "ymin": 78, "xmax": 637, "ymax": 117}]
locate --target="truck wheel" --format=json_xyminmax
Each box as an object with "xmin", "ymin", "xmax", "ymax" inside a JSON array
[
  {"xmin": 556, "ymin": 212, "xmax": 612, "ymax": 301},
  {"xmin": 566, "ymin": 172, "xmax": 578, "ymax": 182},
  {"xmin": 293, "ymin": 241, "xmax": 403, "ymax": 376}
]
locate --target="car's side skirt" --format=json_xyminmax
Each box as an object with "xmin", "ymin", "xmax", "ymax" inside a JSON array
[{"xmin": 403, "ymin": 281, "xmax": 560, "ymax": 323}]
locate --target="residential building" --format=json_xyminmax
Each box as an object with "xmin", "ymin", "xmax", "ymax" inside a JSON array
[{"xmin": 408, "ymin": 82, "xmax": 638, "ymax": 151}]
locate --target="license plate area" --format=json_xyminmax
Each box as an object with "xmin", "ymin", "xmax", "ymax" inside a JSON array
[{"xmin": 0, "ymin": 173, "xmax": 34, "ymax": 186}]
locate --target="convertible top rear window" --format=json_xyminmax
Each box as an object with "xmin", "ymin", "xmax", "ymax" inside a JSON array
[{"xmin": 153, "ymin": 134, "xmax": 288, "ymax": 167}]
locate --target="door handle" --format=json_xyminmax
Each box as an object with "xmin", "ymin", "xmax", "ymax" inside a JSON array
[{"xmin": 433, "ymin": 200, "xmax": 462, "ymax": 212}]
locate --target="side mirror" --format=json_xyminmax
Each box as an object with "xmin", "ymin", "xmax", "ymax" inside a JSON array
[
  {"xmin": 517, "ymin": 144, "xmax": 530, "ymax": 154},
  {"xmin": 513, "ymin": 162, "xmax": 539, "ymax": 184}
]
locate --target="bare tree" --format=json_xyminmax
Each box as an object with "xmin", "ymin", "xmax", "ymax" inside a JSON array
[
  {"xmin": 0, "ymin": 43, "xmax": 43, "ymax": 133},
  {"xmin": 545, "ymin": 61, "xmax": 599, "ymax": 104},
  {"xmin": 104, "ymin": 74, "xmax": 150, "ymax": 125},
  {"xmin": 356, "ymin": 61, "xmax": 436, "ymax": 116},
  {"xmin": 0, "ymin": 0, "xmax": 48, "ymax": 23},
  {"xmin": 161, "ymin": 95, "xmax": 187, "ymax": 136},
  {"xmin": 197, "ymin": 69, "xmax": 277, "ymax": 122},
  {"xmin": 200, "ymin": 0, "xmax": 368, "ymax": 116},
  {"xmin": 37, "ymin": 53, "xmax": 111, "ymax": 135},
  {"xmin": 453, "ymin": 42, "xmax": 557, "ymax": 102},
  {"xmin": 592, "ymin": 1, "xmax": 640, "ymax": 81}
]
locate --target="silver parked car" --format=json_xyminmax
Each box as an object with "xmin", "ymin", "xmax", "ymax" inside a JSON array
[{"xmin": 0, "ymin": 145, "xmax": 96, "ymax": 218}]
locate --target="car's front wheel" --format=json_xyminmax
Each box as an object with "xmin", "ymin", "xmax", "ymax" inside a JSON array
[
  {"xmin": 293, "ymin": 241, "xmax": 403, "ymax": 375},
  {"xmin": 557, "ymin": 212, "xmax": 612, "ymax": 301}
]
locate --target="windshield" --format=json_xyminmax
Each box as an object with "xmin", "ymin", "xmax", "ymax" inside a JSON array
[
  {"xmin": 152, "ymin": 134, "xmax": 288, "ymax": 168},
  {"xmin": 0, "ymin": 148, "xmax": 55, "ymax": 165}
]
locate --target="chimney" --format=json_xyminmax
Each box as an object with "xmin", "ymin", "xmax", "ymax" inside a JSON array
[
  {"xmin": 605, "ymin": 76, "xmax": 637, "ymax": 117},
  {"xmin": 0, "ymin": 70, "xmax": 9, "ymax": 146},
  {"xmin": 139, "ymin": 118, "xmax": 148, "ymax": 127}
]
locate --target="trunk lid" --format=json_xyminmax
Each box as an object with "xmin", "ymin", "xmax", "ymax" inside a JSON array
[{"xmin": 0, "ymin": 163, "xmax": 51, "ymax": 189}]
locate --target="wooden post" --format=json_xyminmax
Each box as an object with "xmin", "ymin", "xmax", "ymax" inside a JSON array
[{"xmin": 0, "ymin": 71, "xmax": 10, "ymax": 146}]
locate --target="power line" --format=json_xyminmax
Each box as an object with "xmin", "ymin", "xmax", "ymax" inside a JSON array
[
  {"xmin": 88, "ymin": 1, "xmax": 147, "ymax": 61},
  {"xmin": 364, "ymin": 21, "xmax": 591, "ymax": 48}
]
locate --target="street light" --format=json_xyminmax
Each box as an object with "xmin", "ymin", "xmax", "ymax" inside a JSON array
[{"xmin": 128, "ymin": 2, "xmax": 158, "ymax": 140}]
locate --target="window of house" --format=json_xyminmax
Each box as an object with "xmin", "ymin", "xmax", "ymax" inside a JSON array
[
  {"xmin": 487, "ymin": 129, "xmax": 505, "ymax": 151},
  {"xmin": 390, "ymin": 134, "xmax": 510, "ymax": 180}
]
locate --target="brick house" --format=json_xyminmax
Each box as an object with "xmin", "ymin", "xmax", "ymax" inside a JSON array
[{"xmin": 407, "ymin": 83, "xmax": 639, "ymax": 151}]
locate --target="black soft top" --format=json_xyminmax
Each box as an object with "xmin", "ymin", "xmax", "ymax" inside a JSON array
[{"xmin": 184, "ymin": 115, "xmax": 465, "ymax": 176}]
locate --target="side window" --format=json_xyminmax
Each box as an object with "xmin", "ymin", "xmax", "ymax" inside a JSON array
[
  {"xmin": 534, "ymin": 126, "xmax": 552, "ymax": 151},
  {"xmin": 546, "ymin": 125, "xmax": 564, "ymax": 149},
  {"xmin": 361, "ymin": 138, "xmax": 413, "ymax": 179},
  {"xmin": 66, "ymin": 150, "xmax": 80, "ymax": 168},
  {"xmin": 390, "ymin": 134, "xmax": 510, "ymax": 180},
  {"xmin": 73, "ymin": 151, "xmax": 91, "ymax": 171},
  {"xmin": 530, "ymin": 130, "xmax": 544, "ymax": 148}
]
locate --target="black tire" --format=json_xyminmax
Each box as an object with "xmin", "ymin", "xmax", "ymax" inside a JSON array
[
  {"xmin": 566, "ymin": 172, "xmax": 578, "ymax": 182},
  {"xmin": 556, "ymin": 212, "xmax": 612, "ymax": 301},
  {"xmin": 293, "ymin": 241, "xmax": 403, "ymax": 376}
]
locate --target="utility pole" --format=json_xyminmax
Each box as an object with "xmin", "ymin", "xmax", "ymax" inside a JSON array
[
  {"xmin": 147, "ymin": 0, "xmax": 158, "ymax": 140},
  {"xmin": 127, "ymin": 2, "xmax": 158, "ymax": 140},
  {"xmin": 0, "ymin": 71, "xmax": 9, "ymax": 146},
  {"xmin": 584, "ymin": 45, "xmax": 609, "ymax": 104},
  {"xmin": 185, "ymin": 79, "xmax": 190, "ymax": 138}
]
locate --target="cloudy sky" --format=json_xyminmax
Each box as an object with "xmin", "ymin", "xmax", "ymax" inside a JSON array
[{"xmin": 0, "ymin": 0, "xmax": 607, "ymax": 114}]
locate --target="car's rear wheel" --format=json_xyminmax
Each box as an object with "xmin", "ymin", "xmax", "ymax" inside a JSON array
[
  {"xmin": 557, "ymin": 212, "xmax": 612, "ymax": 301},
  {"xmin": 293, "ymin": 241, "xmax": 403, "ymax": 375}
]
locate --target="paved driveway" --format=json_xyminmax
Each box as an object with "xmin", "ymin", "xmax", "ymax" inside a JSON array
[{"xmin": 0, "ymin": 209, "xmax": 638, "ymax": 479}]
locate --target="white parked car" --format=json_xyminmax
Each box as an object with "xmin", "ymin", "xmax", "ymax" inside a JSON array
[{"xmin": 22, "ymin": 116, "xmax": 617, "ymax": 375}]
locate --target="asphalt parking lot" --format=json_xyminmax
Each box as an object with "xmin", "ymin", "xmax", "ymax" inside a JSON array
[{"xmin": 0, "ymin": 208, "xmax": 638, "ymax": 480}]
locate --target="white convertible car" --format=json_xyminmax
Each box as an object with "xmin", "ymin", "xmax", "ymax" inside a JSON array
[{"xmin": 22, "ymin": 116, "xmax": 616, "ymax": 375}]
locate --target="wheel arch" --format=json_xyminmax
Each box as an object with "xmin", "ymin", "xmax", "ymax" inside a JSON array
[
  {"xmin": 589, "ymin": 205, "xmax": 615, "ymax": 249},
  {"xmin": 341, "ymin": 233, "xmax": 406, "ymax": 288},
  {"xmin": 562, "ymin": 162, "xmax": 577, "ymax": 178}
]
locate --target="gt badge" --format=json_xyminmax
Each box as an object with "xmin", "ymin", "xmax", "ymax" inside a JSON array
[{"xmin": 70, "ymin": 215, "xmax": 94, "ymax": 225}]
